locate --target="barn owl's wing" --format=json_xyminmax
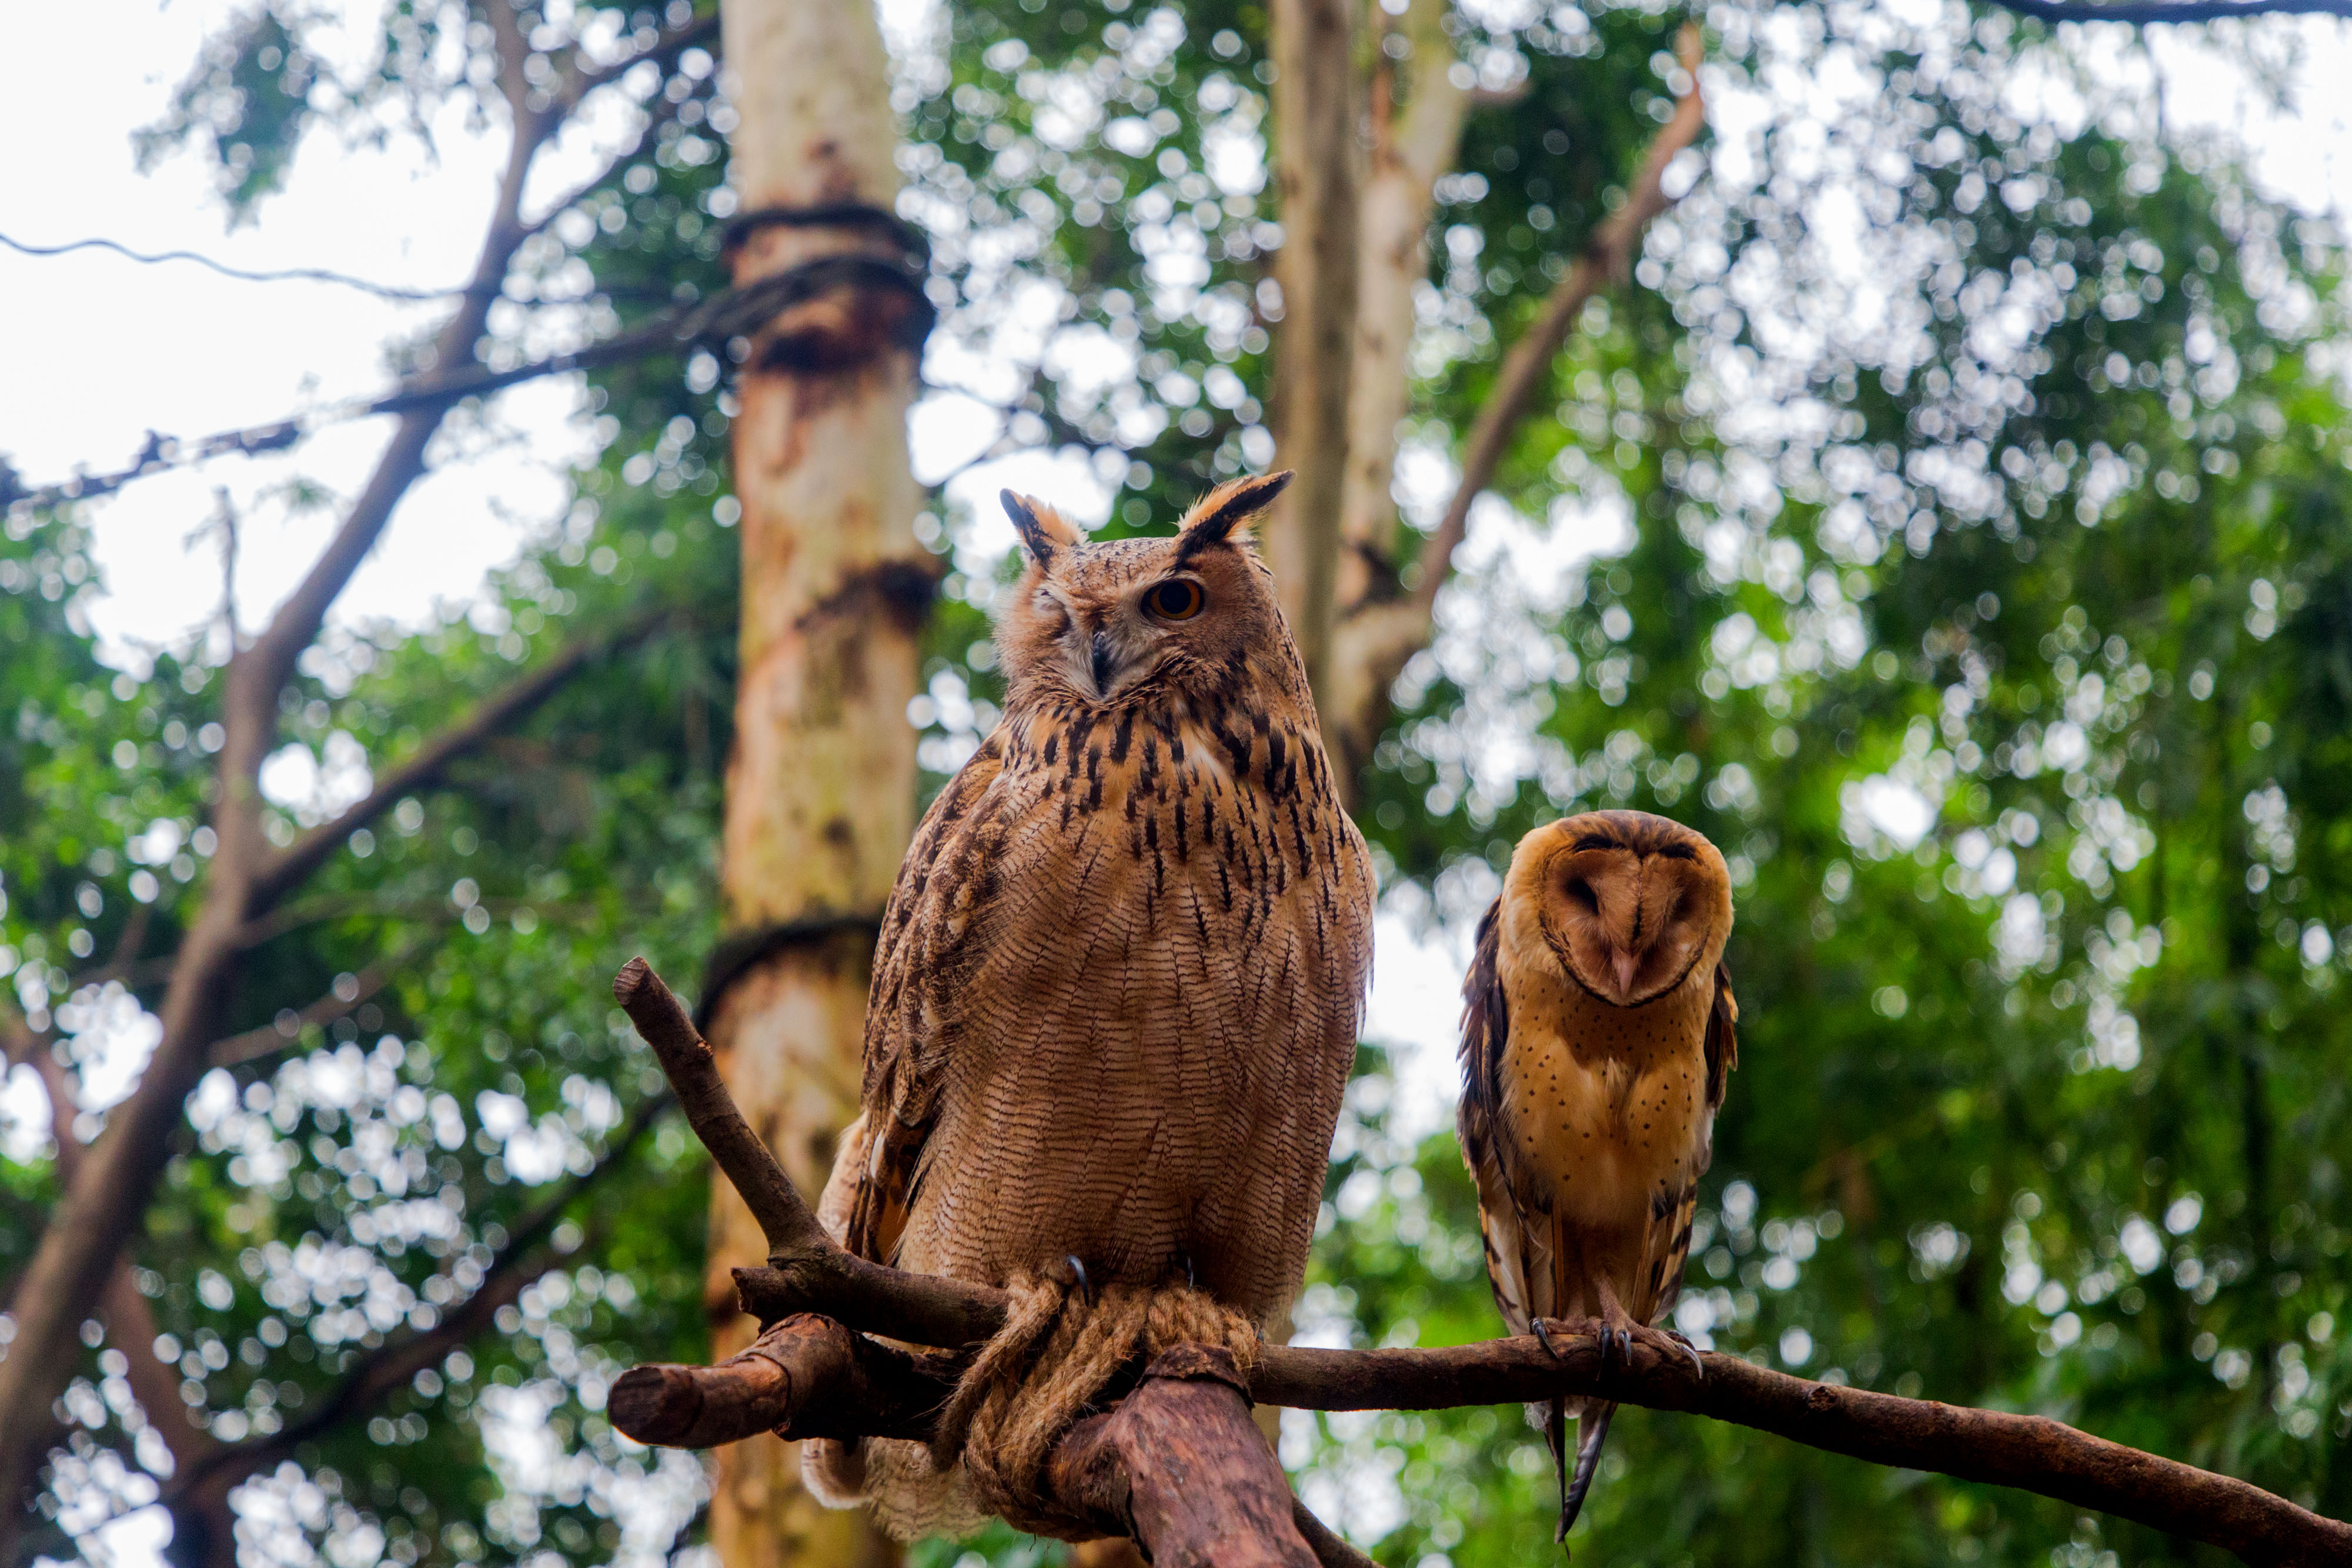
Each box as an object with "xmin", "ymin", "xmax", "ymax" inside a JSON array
[
  {"xmin": 1648, "ymin": 961, "xmax": 1739, "ymax": 1324},
  {"xmin": 844, "ymin": 731, "xmax": 1010, "ymax": 1266},
  {"xmin": 1703, "ymin": 959, "xmax": 1739, "ymax": 1112},
  {"xmin": 1458, "ymin": 897, "xmax": 1540, "ymax": 1332}
]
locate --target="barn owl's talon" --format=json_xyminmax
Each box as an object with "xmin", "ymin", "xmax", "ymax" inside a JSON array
[
  {"xmin": 1596, "ymin": 1304, "xmax": 1641, "ymax": 1371},
  {"xmin": 1659, "ymin": 1328, "xmax": 1706, "ymax": 1379}
]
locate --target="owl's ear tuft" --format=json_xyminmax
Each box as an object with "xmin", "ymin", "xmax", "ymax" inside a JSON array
[
  {"xmin": 1174, "ymin": 470, "xmax": 1292, "ymax": 561},
  {"xmin": 1002, "ymin": 490, "xmax": 1082, "ymax": 566}
]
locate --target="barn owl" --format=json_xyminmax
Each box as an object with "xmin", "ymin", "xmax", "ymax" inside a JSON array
[
  {"xmin": 1457, "ymin": 810, "xmax": 1738, "ymax": 1543},
  {"xmin": 816, "ymin": 465, "xmax": 1372, "ymax": 1351}
]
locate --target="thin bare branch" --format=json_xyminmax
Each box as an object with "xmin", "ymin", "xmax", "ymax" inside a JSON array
[
  {"xmin": 521, "ymin": 9, "xmax": 730, "ymax": 243},
  {"xmin": 0, "ymin": 230, "xmax": 467, "ymax": 300},
  {"xmin": 610, "ymin": 959, "xmax": 1010, "ymax": 1347},
  {"xmin": 207, "ymin": 945, "xmax": 417, "ymax": 1070},
  {"xmin": 520, "ymin": 88, "xmax": 697, "ymax": 240},
  {"xmin": 559, "ymin": 11, "xmax": 722, "ymax": 112},
  {"xmin": 1992, "ymin": 0, "xmax": 2351, "ymax": 16},
  {"xmin": 1406, "ymin": 25, "xmax": 1706, "ymax": 617},
  {"xmin": 1258, "ymin": 1337, "xmax": 2352, "ymax": 1566},
  {"xmin": 46, "ymin": 908, "xmax": 154, "ymax": 1009},
  {"xmin": 11, "ymin": 257, "xmax": 926, "ymax": 513},
  {"xmin": 255, "ymin": 611, "xmax": 670, "ymax": 905},
  {"xmin": 609, "ymin": 1313, "xmax": 957, "ymax": 1447},
  {"xmin": 162, "ymin": 1092, "xmax": 669, "ymax": 1503},
  {"xmin": 1289, "ymin": 1499, "xmax": 1380, "ymax": 1568}
]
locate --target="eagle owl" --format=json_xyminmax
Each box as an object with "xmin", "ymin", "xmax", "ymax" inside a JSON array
[
  {"xmin": 819, "ymin": 468, "xmax": 1374, "ymax": 1329},
  {"xmin": 1457, "ymin": 810, "xmax": 1737, "ymax": 1542}
]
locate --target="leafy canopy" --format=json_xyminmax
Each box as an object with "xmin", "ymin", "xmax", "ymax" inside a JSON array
[{"xmin": 8, "ymin": 3, "xmax": 2351, "ymax": 1567}]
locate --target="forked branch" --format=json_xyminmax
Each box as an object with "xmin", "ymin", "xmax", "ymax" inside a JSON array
[
  {"xmin": 1407, "ymin": 24, "xmax": 1708, "ymax": 616},
  {"xmin": 607, "ymin": 959, "xmax": 2352, "ymax": 1567},
  {"xmin": 258, "ymin": 611, "xmax": 671, "ymax": 904},
  {"xmin": 609, "ymin": 958, "xmax": 1010, "ymax": 1346}
]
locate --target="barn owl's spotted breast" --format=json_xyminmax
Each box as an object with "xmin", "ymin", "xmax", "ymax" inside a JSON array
[{"xmin": 1491, "ymin": 907, "xmax": 1718, "ymax": 1233}]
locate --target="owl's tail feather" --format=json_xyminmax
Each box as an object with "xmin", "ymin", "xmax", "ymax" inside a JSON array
[
  {"xmin": 1556, "ymin": 1399, "xmax": 1616, "ymax": 1547},
  {"xmin": 830, "ymin": 1272, "xmax": 1257, "ymax": 1543},
  {"xmin": 1541, "ymin": 1398, "xmax": 1569, "ymax": 1540}
]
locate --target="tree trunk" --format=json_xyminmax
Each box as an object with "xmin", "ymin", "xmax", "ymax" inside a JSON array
[
  {"xmin": 1324, "ymin": 27, "xmax": 1707, "ymax": 796},
  {"xmin": 1264, "ymin": 0, "xmax": 1360, "ymax": 721},
  {"xmin": 1335, "ymin": 0, "xmax": 1465, "ymax": 604},
  {"xmin": 1322, "ymin": 0, "xmax": 1468, "ymax": 805},
  {"xmin": 704, "ymin": 4, "xmax": 926, "ymax": 1567}
]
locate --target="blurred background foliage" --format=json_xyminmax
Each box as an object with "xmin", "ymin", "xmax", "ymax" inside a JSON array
[{"xmin": 6, "ymin": 1, "xmax": 2352, "ymax": 1566}]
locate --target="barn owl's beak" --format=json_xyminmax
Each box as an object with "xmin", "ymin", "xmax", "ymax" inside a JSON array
[{"xmin": 1612, "ymin": 948, "xmax": 1640, "ymax": 999}]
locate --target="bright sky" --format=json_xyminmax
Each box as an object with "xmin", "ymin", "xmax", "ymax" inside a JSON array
[{"xmin": 5, "ymin": 1, "xmax": 2352, "ymax": 1558}]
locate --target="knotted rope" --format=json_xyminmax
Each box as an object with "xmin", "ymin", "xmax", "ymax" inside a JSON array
[{"xmin": 847, "ymin": 1272, "xmax": 1259, "ymax": 1542}]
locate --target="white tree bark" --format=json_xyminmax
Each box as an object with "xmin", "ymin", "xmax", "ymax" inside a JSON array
[{"xmin": 707, "ymin": 4, "xmax": 923, "ymax": 1565}]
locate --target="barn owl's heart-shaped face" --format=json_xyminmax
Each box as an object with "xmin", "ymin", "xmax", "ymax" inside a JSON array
[
  {"xmin": 994, "ymin": 472, "xmax": 1294, "ymax": 707},
  {"xmin": 1533, "ymin": 810, "xmax": 1733, "ymax": 1007}
]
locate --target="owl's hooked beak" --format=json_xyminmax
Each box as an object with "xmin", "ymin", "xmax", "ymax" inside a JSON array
[
  {"xmin": 1089, "ymin": 631, "xmax": 1117, "ymax": 696},
  {"xmin": 1062, "ymin": 617, "xmax": 1152, "ymax": 702},
  {"xmin": 1610, "ymin": 947, "xmax": 1641, "ymax": 999},
  {"xmin": 1583, "ymin": 901, "xmax": 1659, "ymax": 1007}
]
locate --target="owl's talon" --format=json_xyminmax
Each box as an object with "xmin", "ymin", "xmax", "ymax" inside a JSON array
[
  {"xmin": 1532, "ymin": 1318, "xmax": 1563, "ymax": 1360},
  {"xmin": 1661, "ymin": 1328, "xmax": 1706, "ymax": 1380},
  {"xmin": 1064, "ymin": 1254, "xmax": 1094, "ymax": 1305}
]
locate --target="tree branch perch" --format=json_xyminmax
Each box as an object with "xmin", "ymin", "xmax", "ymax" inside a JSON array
[{"xmin": 607, "ymin": 957, "xmax": 2352, "ymax": 1568}]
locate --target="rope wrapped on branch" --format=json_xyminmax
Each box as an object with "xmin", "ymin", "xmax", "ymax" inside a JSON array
[
  {"xmin": 883, "ymin": 1273, "xmax": 1263, "ymax": 1542},
  {"xmin": 607, "ymin": 958, "xmax": 2352, "ymax": 1567}
]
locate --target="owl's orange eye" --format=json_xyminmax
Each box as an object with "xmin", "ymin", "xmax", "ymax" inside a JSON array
[{"xmin": 1146, "ymin": 579, "xmax": 1205, "ymax": 621}]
